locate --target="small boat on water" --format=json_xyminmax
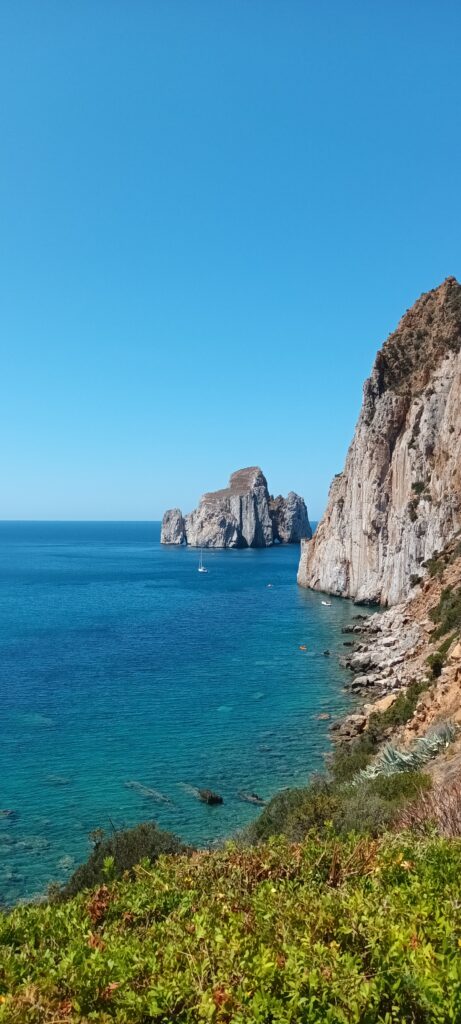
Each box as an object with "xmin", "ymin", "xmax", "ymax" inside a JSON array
[
  {"xmin": 321, "ymin": 600, "xmax": 332, "ymax": 607},
  {"xmin": 198, "ymin": 549, "xmax": 208, "ymax": 573}
]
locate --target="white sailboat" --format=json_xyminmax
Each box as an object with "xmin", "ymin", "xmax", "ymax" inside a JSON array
[{"xmin": 198, "ymin": 549, "xmax": 208, "ymax": 573}]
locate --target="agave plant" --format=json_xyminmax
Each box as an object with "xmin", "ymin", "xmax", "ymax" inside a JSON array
[{"xmin": 354, "ymin": 721, "xmax": 457, "ymax": 784}]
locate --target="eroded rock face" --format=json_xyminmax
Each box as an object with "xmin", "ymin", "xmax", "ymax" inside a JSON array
[
  {"xmin": 298, "ymin": 277, "xmax": 461, "ymax": 605},
  {"xmin": 270, "ymin": 491, "xmax": 312, "ymax": 544},
  {"xmin": 160, "ymin": 508, "xmax": 186, "ymax": 545},
  {"xmin": 161, "ymin": 467, "xmax": 311, "ymax": 548}
]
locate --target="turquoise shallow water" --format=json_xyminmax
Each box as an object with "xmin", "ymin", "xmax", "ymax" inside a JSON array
[{"xmin": 0, "ymin": 522, "xmax": 363, "ymax": 904}]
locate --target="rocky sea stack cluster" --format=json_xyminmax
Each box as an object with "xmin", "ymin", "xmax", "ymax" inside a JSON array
[
  {"xmin": 161, "ymin": 466, "xmax": 311, "ymax": 548},
  {"xmin": 298, "ymin": 277, "xmax": 461, "ymax": 605}
]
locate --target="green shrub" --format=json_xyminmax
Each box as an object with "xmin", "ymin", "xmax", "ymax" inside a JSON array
[
  {"xmin": 1, "ymin": 832, "xmax": 461, "ymax": 1022},
  {"xmin": 243, "ymin": 766, "xmax": 429, "ymax": 846},
  {"xmin": 243, "ymin": 779, "xmax": 339, "ymax": 844},
  {"xmin": 412, "ymin": 480, "xmax": 426, "ymax": 495},
  {"xmin": 427, "ymin": 650, "xmax": 445, "ymax": 678},
  {"xmin": 426, "ymin": 634, "xmax": 454, "ymax": 677},
  {"xmin": 423, "ymin": 552, "xmax": 445, "ymax": 578},
  {"xmin": 332, "ymin": 772, "xmax": 429, "ymax": 836},
  {"xmin": 429, "ymin": 586, "xmax": 461, "ymax": 639},
  {"xmin": 61, "ymin": 822, "xmax": 186, "ymax": 898},
  {"xmin": 368, "ymin": 769, "xmax": 431, "ymax": 803},
  {"xmin": 422, "ymin": 536, "xmax": 461, "ymax": 581},
  {"xmin": 329, "ymin": 733, "xmax": 378, "ymax": 782},
  {"xmin": 408, "ymin": 497, "xmax": 419, "ymax": 522},
  {"xmin": 367, "ymin": 679, "xmax": 428, "ymax": 738}
]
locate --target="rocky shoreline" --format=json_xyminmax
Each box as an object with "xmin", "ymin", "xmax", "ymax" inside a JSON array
[
  {"xmin": 290, "ymin": 278, "xmax": 461, "ymax": 779},
  {"xmin": 331, "ymin": 606, "xmax": 423, "ymax": 742},
  {"xmin": 330, "ymin": 541, "xmax": 461, "ymax": 780}
]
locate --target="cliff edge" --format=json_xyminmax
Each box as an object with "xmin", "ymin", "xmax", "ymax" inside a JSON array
[{"xmin": 298, "ymin": 277, "xmax": 461, "ymax": 605}]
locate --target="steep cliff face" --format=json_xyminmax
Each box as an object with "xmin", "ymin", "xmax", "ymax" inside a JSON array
[
  {"xmin": 162, "ymin": 467, "xmax": 311, "ymax": 548},
  {"xmin": 298, "ymin": 277, "xmax": 461, "ymax": 605},
  {"xmin": 270, "ymin": 492, "xmax": 312, "ymax": 544},
  {"xmin": 160, "ymin": 508, "xmax": 187, "ymax": 545}
]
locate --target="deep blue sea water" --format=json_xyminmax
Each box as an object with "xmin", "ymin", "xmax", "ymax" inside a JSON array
[{"xmin": 0, "ymin": 522, "xmax": 364, "ymax": 904}]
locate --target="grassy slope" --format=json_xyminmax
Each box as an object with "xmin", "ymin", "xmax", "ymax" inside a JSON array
[{"xmin": 1, "ymin": 832, "xmax": 461, "ymax": 1023}]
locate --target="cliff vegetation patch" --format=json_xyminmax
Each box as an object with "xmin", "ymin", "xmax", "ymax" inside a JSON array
[
  {"xmin": 430, "ymin": 586, "xmax": 461, "ymax": 640},
  {"xmin": 1, "ymin": 833, "xmax": 461, "ymax": 1023}
]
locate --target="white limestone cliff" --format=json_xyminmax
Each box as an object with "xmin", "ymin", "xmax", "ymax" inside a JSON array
[
  {"xmin": 161, "ymin": 467, "xmax": 311, "ymax": 548},
  {"xmin": 298, "ymin": 277, "xmax": 461, "ymax": 605},
  {"xmin": 160, "ymin": 508, "xmax": 186, "ymax": 545}
]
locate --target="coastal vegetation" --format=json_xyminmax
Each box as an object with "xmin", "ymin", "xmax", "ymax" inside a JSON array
[
  {"xmin": 324, "ymin": 678, "xmax": 430, "ymax": 787},
  {"xmin": 2, "ymin": 608, "xmax": 461, "ymax": 1022},
  {"xmin": 354, "ymin": 723, "xmax": 457, "ymax": 783},
  {"xmin": 242, "ymin": 771, "xmax": 428, "ymax": 845},
  {"xmin": 60, "ymin": 823, "xmax": 186, "ymax": 899},
  {"xmin": 3, "ymin": 677, "xmax": 460, "ymax": 1023},
  {"xmin": 4, "ymin": 706, "xmax": 459, "ymax": 1022},
  {"xmin": 427, "ymin": 634, "xmax": 455, "ymax": 678},
  {"xmin": 423, "ymin": 531, "xmax": 461, "ymax": 580},
  {"xmin": 429, "ymin": 586, "xmax": 461, "ymax": 641},
  {"xmin": 398, "ymin": 778, "xmax": 461, "ymax": 838},
  {"xmin": 2, "ymin": 831, "xmax": 461, "ymax": 1022},
  {"xmin": 366, "ymin": 679, "xmax": 428, "ymax": 737}
]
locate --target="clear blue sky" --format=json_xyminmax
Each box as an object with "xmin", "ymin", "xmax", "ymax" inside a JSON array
[{"xmin": 1, "ymin": 1, "xmax": 460, "ymax": 520}]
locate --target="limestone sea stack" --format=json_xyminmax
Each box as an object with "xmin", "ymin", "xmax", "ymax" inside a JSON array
[
  {"xmin": 161, "ymin": 466, "xmax": 311, "ymax": 548},
  {"xmin": 298, "ymin": 277, "xmax": 461, "ymax": 605}
]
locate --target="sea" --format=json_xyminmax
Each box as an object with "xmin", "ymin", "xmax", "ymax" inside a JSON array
[{"xmin": 0, "ymin": 521, "xmax": 365, "ymax": 905}]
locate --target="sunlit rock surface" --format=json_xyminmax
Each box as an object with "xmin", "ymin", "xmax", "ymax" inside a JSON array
[
  {"xmin": 298, "ymin": 277, "xmax": 461, "ymax": 605},
  {"xmin": 162, "ymin": 467, "xmax": 311, "ymax": 548}
]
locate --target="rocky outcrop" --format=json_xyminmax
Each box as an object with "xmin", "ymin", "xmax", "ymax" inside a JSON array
[
  {"xmin": 160, "ymin": 508, "xmax": 187, "ymax": 545},
  {"xmin": 184, "ymin": 468, "xmax": 273, "ymax": 549},
  {"xmin": 161, "ymin": 467, "xmax": 311, "ymax": 548},
  {"xmin": 298, "ymin": 277, "xmax": 461, "ymax": 605},
  {"xmin": 269, "ymin": 492, "xmax": 311, "ymax": 543}
]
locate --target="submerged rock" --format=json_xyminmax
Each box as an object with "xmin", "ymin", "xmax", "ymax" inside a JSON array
[
  {"xmin": 124, "ymin": 781, "xmax": 171, "ymax": 803},
  {"xmin": 45, "ymin": 774, "xmax": 72, "ymax": 787},
  {"xmin": 57, "ymin": 854, "xmax": 76, "ymax": 872},
  {"xmin": 197, "ymin": 789, "xmax": 223, "ymax": 805},
  {"xmin": 161, "ymin": 467, "xmax": 311, "ymax": 548},
  {"xmin": 238, "ymin": 791, "xmax": 266, "ymax": 806}
]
